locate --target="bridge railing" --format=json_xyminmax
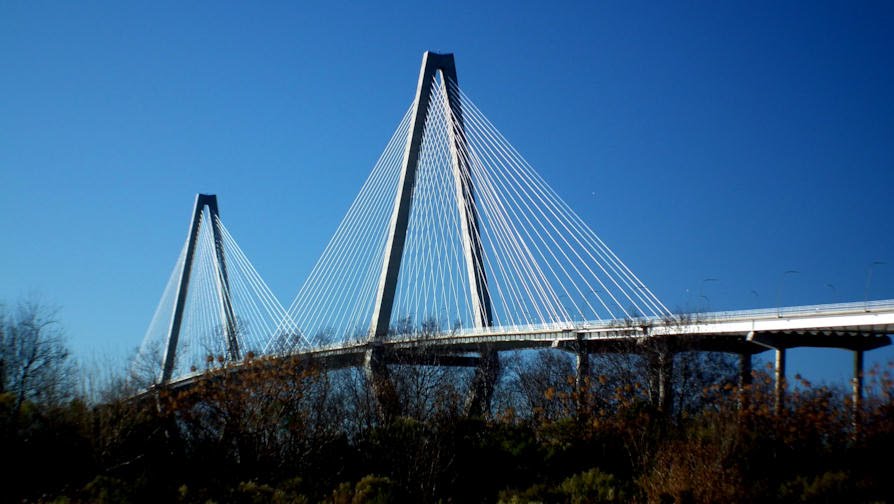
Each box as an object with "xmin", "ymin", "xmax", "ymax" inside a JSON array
[
  {"xmin": 377, "ymin": 299, "xmax": 894, "ymax": 344},
  {"xmin": 269, "ymin": 299, "xmax": 894, "ymax": 358},
  {"xmin": 686, "ymin": 299, "xmax": 894, "ymax": 324}
]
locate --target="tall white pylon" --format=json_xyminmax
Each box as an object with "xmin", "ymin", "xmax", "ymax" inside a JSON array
[
  {"xmin": 369, "ymin": 51, "xmax": 493, "ymax": 339},
  {"xmin": 365, "ymin": 51, "xmax": 497, "ymax": 418}
]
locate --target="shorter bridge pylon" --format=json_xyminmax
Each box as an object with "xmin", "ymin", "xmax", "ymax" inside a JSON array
[{"xmin": 161, "ymin": 194, "xmax": 238, "ymax": 384}]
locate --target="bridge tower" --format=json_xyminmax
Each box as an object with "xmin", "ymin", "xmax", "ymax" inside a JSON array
[
  {"xmin": 366, "ymin": 51, "xmax": 498, "ymax": 417},
  {"xmin": 161, "ymin": 194, "xmax": 239, "ymax": 384}
]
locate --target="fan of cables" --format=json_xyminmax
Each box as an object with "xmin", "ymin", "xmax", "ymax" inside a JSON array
[
  {"xmin": 137, "ymin": 208, "xmax": 294, "ymax": 382},
  {"xmin": 276, "ymin": 72, "xmax": 670, "ymax": 352}
]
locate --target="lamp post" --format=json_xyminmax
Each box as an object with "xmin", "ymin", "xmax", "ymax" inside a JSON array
[
  {"xmin": 776, "ymin": 270, "xmax": 800, "ymax": 317},
  {"xmin": 864, "ymin": 261, "xmax": 885, "ymax": 311},
  {"xmin": 825, "ymin": 283, "xmax": 836, "ymax": 302},
  {"xmin": 699, "ymin": 278, "xmax": 719, "ymax": 313},
  {"xmin": 699, "ymin": 295, "xmax": 710, "ymax": 312}
]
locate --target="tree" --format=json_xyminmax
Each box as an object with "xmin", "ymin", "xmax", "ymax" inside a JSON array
[
  {"xmin": 1, "ymin": 300, "xmax": 76, "ymax": 421},
  {"xmin": 499, "ymin": 350, "xmax": 576, "ymax": 421}
]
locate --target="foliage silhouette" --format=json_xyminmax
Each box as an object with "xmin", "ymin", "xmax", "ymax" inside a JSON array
[{"xmin": 3, "ymin": 302, "xmax": 894, "ymax": 503}]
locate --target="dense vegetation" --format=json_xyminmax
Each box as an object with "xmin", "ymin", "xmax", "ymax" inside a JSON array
[{"xmin": 2, "ymin": 301, "xmax": 893, "ymax": 503}]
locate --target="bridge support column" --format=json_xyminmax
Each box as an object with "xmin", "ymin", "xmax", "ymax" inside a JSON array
[
  {"xmin": 364, "ymin": 345, "xmax": 399, "ymax": 422},
  {"xmin": 852, "ymin": 349, "xmax": 864, "ymax": 439},
  {"xmin": 648, "ymin": 349, "xmax": 674, "ymax": 416},
  {"xmin": 657, "ymin": 351, "xmax": 674, "ymax": 415},
  {"xmin": 465, "ymin": 349, "xmax": 500, "ymax": 418},
  {"xmin": 575, "ymin": 340, "xmax": 590, "ymax": 414},
  {"xmin": 576, "ymin": 348, "xmax": 590, "ymax": 393},
  {"xmin": 774, "ymin": 348, "xmax": 786, "ymax": 415},
  {"xmin": 738, "ymin": 352, "xmax": 752, "ymax": 410}
]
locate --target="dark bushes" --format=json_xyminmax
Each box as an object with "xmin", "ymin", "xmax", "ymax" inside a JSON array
[{"xmin": 4, "ymin": 347, "xmax": 894, "ymax": 503}]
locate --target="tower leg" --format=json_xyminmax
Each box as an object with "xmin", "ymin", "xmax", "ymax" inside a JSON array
[
  {"xmin": 576, "ymin": 349, "xmax": 590, "ymax": 392},
  {"xmin": 364, "ymin": 345, "xmax": 400, "ymax": 422},
  {"xmin": 207, "ymin": 198, "xmax": 239, "ymax": 362},
  {"xmin": 575, "ymin": 342, "xmax": 590, "ymax": 414},
  {"xmin": 465, "ymin": 349, "xmax": 499, "ymax": 417},
  {"xmin": 162, "ymin": 195, "xmax": 211, "ymax": 383}
]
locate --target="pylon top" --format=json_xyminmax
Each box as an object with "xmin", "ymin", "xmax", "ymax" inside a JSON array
[{"xmin": 416, "ymin": 52, "xmax": 458, "ymax": 88}]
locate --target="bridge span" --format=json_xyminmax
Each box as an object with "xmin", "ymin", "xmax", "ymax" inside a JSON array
[
  {"xmin": 136, "ymin": 51, "xmax": 892, "ymax": 421},
  {"xmin": 159, "ymin": 300, "xmax": 892, "ymax": 420}
]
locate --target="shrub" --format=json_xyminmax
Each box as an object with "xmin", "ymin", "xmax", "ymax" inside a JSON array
[
  {"xmin": 559, "ymin": 467, "xmax": 628, "ymax": 503},
  {"xmin": 352, "ymin": 475, "xmax": 397, "ymax": 504},
  {"xmin": 779, "ymin": 470, "xmax": 852, "ymax": 503}
]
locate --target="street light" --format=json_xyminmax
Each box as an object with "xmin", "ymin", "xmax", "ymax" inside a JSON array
[
  {"xmin": 825, "ymin": 283, "xmax": 836, "ymax": 302},
  {"xmin": 864, "ymin": 261, "xmax": 886, "ymax": 309},
  {"xmin": 699, "ymin": 278, "xmax": 719, "ymax": 313},
  {"xmin": 776, "ymin": 270, "xmax": 800, "ymax": 317}
]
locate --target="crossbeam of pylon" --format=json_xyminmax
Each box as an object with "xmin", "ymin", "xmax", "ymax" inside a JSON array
[
  {"xmin": 161, "ymin": 194, "xmax": 239, "ymax": 384},
  {"xmin": 369, "ymin": 51, "xmax": 493, "ymax": 339}
]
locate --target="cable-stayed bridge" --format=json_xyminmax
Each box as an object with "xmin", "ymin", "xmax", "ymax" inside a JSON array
[{"xmin": 135, "ymin": 52, "xmax": 892, "ymax": 416}]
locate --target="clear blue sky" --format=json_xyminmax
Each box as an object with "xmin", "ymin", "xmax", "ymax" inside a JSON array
[{"xmin": 2, "ymin": 2, "xmax": 893, "ymax": 384}]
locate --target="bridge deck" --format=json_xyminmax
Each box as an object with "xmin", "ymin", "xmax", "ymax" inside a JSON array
[
  {"xmin": 277, "ymin": 300, "xmax": 894, "ymax": 369},
  {"xmin": 159, "ymin": 300, "xmax": 893, "ymax": 389}
]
